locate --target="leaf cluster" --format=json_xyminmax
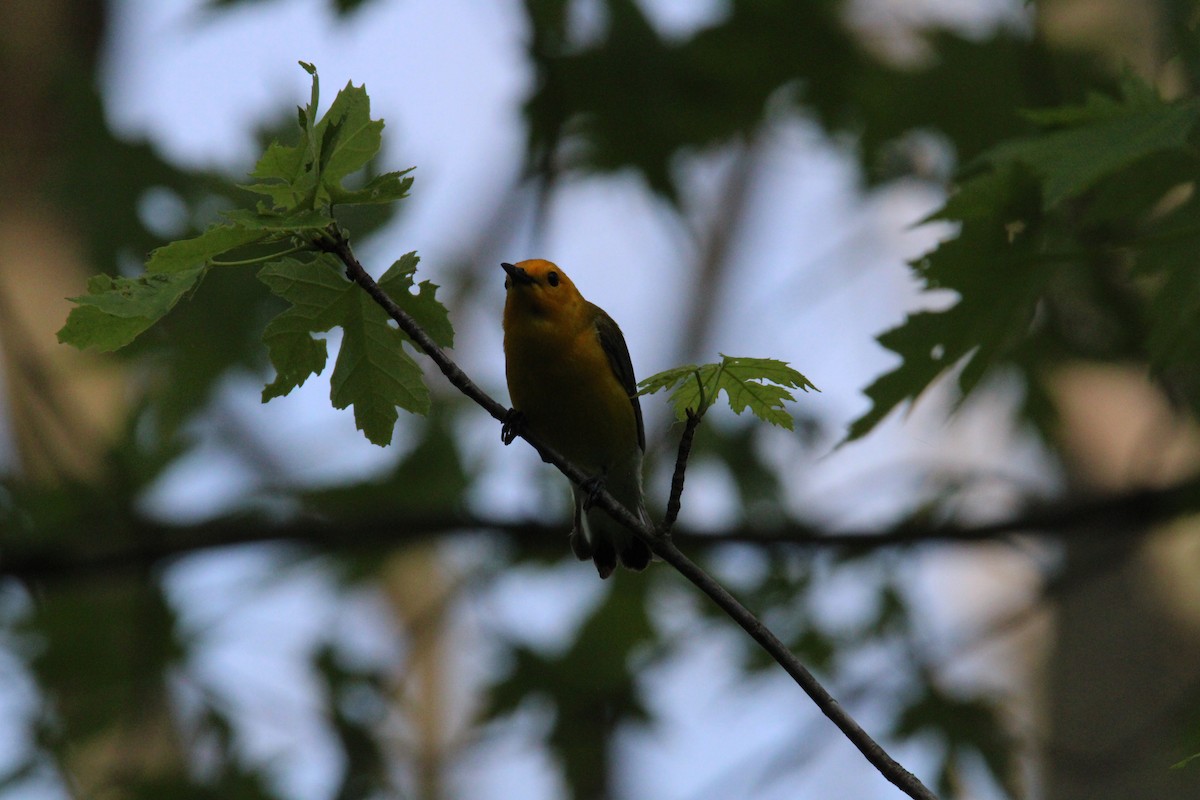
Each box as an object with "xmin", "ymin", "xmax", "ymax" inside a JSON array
[
  {"xmin": 848, "ymin": 72, "xmax": 1200, "ymax": 440},
  {"xmin": 57, "ymin": 63, "xmax": 442, "ymax": 446}
]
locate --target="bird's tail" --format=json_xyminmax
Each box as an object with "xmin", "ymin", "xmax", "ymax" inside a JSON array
[{"xmin": 570, "ymin": 479, "xmax": 651, "ymax": 580}]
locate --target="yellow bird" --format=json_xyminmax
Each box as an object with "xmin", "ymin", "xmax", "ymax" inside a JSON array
[{"xmin": 501, "ymin": 259, "xmax": 651, "ymax": 578}]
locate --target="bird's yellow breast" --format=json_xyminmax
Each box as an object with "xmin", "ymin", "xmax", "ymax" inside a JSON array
[{"xmin": 504, "ymin": 313, "xmax": 638, "ymax": 473}]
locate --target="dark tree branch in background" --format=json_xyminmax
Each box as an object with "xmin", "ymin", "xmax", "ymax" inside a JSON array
[
  {"xmin": 6, "ymin": 478, "xmax": 1196, "ymax": 583},
  {"xmin": 312, "ymin": 226, "xmax": 938, "ymax": 800}
]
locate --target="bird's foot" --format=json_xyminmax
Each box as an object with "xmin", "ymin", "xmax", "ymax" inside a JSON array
[
  {"xmin": 501, "ymin": 408, "xmax": 525, "ymax": 446},
  {"xmin": 580, "ymin": 474, "xmax": 606, "ymax": 511}
]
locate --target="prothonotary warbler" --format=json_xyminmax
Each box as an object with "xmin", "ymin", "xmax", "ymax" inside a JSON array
[{"xmin": 501, "ymin": 259, "xmax": 651, "ymax": 579}]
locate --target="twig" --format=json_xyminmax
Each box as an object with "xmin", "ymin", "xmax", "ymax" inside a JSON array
[
  {"xmin": 662, "ymin": 370, "xmax": 709, "ymax": 533},
  {"xmin": 653, "ymin": 535, "xmax": 935, "ymax": 798},
  {"xmin": 311, "ymin": 226, "xmax": 939, "ymax": 800},
  {"xmin": 661, "ymin": 407, "xmax": 702, "ymax": 533}
]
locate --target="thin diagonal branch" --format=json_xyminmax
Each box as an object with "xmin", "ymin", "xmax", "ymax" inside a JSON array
[{"xmin": 313, "ymin": 226, "xmax": 938, "ymax": 800}]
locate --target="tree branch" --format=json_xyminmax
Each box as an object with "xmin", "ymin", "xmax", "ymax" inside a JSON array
[
  {"xmin": 312, "ymin": 226, "xmax": 938, "ymax": 800},
  {"xmin": 5, "ymin": 483, "xmax": 1191, "ymax": 585}
]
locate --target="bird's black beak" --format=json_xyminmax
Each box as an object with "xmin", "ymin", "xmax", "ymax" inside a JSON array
[{"xmin": 501, "ymin": 262, "xmax": 535, "ymax": 287}]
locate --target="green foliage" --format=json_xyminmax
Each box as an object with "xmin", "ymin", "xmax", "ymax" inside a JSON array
[
  {"xmin": 845, "ymin": 164, "xmax": 1047, "ymax": 441},
  {"xmin": 25, "ymin": 579, "xmax": 184, "ymax": 775},
  {"xmin": 1172, "ymin": 752, "xmax": 1200, "ymax": 770},
  {"xmin": 57, "ymin": 63, "xmax": 433, "ymax": 447},
  {"xmin": 986, "ymin": 73, "xmax": 1200, "ymax": 209},
  {"xmin": 489, "ymin": 580, "xmax": 655, "ymax": 799},
  {"xmin": 524, "ymin": 0, "xmax": 860, "ymax": 197},
  {"xmin": 304, "ymin": 410, "xmax": 470, "ymax": 532},
  {"xmin": 892, "ymin": 683, "xmax": 1017, "ymax": 798},
  {"xmin": 639, "ymin": 354, "xmax": 818, "ymax": 430},
  {"xmin": 257, "ymin": 253, "xmax": 450, "ymax": 445},
  {"xmin": 58, "ymin": 269, "xmax": 207, "ymax": 352},
  {"xmin": 847, "ymin": 73, "xmax": 1200, "ymax": 440},
  {"xmin": 314, "ymin": 645, "xmax": 391, "ymax": 800}
]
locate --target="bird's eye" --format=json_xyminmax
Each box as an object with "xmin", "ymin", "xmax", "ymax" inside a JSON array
[{"xmin": 547, "ymin": 271, "xmax": 560, "ymax": 287}]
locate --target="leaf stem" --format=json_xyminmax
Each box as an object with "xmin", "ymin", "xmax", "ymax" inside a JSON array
[{"xmin": 209, "ymin": 243, "xmax": 308, "ymax": 267}]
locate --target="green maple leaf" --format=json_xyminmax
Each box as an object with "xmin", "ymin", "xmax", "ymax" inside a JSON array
[
  {"xmin": 313, "ymin": 81, "xmax": 381, "ymax": 190},
  {"xmin": 257, "ymin": 254, "xmax": 449, "ymax": 446},
  {"xmin": 57, "ymin": 221, "xmax": 292, "ymax": 351},
  {"xmin": 376, "ymin": 252, "xmax": 454, "ymax": 350},
  {"xmin": 59, "ymin": 63, "xmax": 418, "ymax": 358},
  {"xmin": 242, "ymin": 62, "xmax": 410, "ymax": 213},
  {"xmin": 639, "ymin": 354, "xmax": 817, "ymax": 430},
  {"xmin": 57, "ymin": 268, "xmax": 207, "ymax": 351},
  {"xmin": 145, "ymin": 224, "xmax": 270, "ymax": 273},
  {"xmin": 333, "ymin": 169, "xmax": 415, "ymax": 206},
  {"xmin": 58, "ymin": 62, "xmax": 440, "ymax": 442},
  {"xmin": 845, "ymin": 75, "xmax": 1200, "ymax": 444},
  {"xmin": 845, "ymin": 165, "xmax": 1046, "ymax": 443},
  {"xmin": 981, "ymin": 73, "xmax": 1200, "ymax": 209}
]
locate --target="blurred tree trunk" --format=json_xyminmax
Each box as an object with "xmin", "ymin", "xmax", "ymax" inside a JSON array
[
  {"xmin": 1046, "ymin": 365, "xmax": 1200, "ymax": 800},
  {"xmin": 0, "ymin": 1, "xmax": 182, "ymax": 797},
  {"xmin": 384, "ymin": 545, "xmax": 463, "ymax": 800},
  {"xmin": 0, "ymin": 0, "xmax": 125, "ymax": 484},
  {"xmin": 1034, "ymin": 4, "xmax": 1200, "ymax": 797}
]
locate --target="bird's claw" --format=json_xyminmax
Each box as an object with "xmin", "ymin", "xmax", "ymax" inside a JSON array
[
  {"xmin": 501, "ymin": 409, "xmax": 525, "ymax": 446},
  {"xmin": 580, "ymin": 475, "xmax": 605, "ymax": 511}
]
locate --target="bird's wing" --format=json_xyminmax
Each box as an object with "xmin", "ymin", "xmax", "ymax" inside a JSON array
[{"xmin": 592, "ymin": 304, "xmax": 645, "ymax": 452}]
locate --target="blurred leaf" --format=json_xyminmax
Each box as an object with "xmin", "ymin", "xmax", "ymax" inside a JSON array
[
  {"xmin": 488, "ymin": 580, "xmax": 655, "ymax": 799},
  {"xmin": 983, "ymin": 74, "xmax": 1200, "ymax": 209},
  {"xmin": 1172, "ymin": 752, "xmax": 1200, "ymax": 770},
  {"xmin": 693, "ymin": 423, "xmax": 785, "ymax": 515},
  {"xmin": 314, "ymin": 646, "xmax": 390, "ymax": 800},
  {"xmin": 845, "ymin": 165, "xmax": 1047, "ymax": 441},
  {"xmin": 27, "ymin": 580, "xmax": 182, "ymax": 746},
  {"xmin": 1131, "ymin": 196, "xmax": 1200, "ymax": 409},
  {"xmin": 134, "ymin": 260, "xmax": 285, "ymax": 438},
  {"xmin": 866, "ymin": 581, "xmax": 910, "ymax": 637},
  {"xmin": 46, "ymin": 65, "xmax": 227, "ymax": 277},
  {"xmin": 523, "ymin": 0, "xmax": 859, "ymax": 197},
  {"xmin": 853, "ymin": 31, "xmax": 1052, "ymax": 176},
  {"xmin": 893, "ymin": 684, "xmax": 1017, "ymax": 798},
  {"xmin": 304, "ymin": 409, "xmax": 471, "ymax": 533}
]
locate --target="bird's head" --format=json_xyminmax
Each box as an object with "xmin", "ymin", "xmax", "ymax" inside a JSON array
[{"xmin": 502, "ymin": 259, "xmax": 583, "ymax": 319}]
